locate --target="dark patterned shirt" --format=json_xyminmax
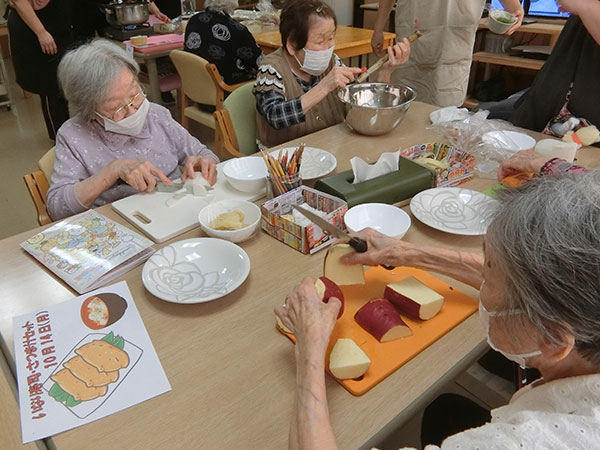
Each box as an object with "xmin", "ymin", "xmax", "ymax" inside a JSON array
[{"xmin": 184, "ymin": 9, "xmax": 263, "ymax": 85}]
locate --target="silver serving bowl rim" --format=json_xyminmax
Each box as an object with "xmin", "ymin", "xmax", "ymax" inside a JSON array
[{"xmin": 337, "ymin": 82, "xmax": 417, "ymax": 111}]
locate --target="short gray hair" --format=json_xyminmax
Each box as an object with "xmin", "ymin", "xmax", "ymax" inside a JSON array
[
  {"xmin": 205, "ymin": 0, "xmax": 238, "ymax": 14},
  {"xmin": 486, "ymin": 171, "xmax": 600, "ymax": 367},
  {"xmin": 58, "ymin": 39, "xmax": 140, "ymax": 121}
]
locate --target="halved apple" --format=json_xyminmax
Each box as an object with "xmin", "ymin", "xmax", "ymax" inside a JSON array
[
  {"xmin": 354, "ymin": 298, "xmax": 412, "ymax": 342},
  {"xmin": 323, "ymin": 244, "xmax": 365, "ymax": 286}
]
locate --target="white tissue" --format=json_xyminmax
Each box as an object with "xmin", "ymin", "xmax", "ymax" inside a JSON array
[
  {"xmin": 291, "ymin": 203, "xmax": 327, "ymax": 227},
  {"xmin": 350, "ymin": 151, "xmax": 400, "ymax": 184}
]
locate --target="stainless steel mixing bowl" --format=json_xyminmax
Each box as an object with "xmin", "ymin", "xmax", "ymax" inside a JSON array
[{"xmin": 337, "ymin": 82, "xmax": 416, "ymax": 136}]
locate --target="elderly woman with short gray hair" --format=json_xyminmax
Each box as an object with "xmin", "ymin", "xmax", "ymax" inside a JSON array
[
  {"xmin": 46, "ymin": 39, "xmax": 218, "ymax": 221},
  {"xmin": 276, "ymin": 171, "xmax": 600, "ymax": 449}
]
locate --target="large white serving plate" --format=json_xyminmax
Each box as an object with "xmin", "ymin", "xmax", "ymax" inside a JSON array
[
  {"xmin": 270, "ymin": 146, "xmax": 337, "ymax": 180},
  {"xmin": 142, "ymin": 238, "xmax": 251, "ymax": 303},
  {"xmin": 410, "ymin": 187, "xmax": 498, "ymax": 236}
]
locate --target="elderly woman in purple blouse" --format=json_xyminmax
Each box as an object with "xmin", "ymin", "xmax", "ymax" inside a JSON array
[{"xmin": 46, "ymin": 39, "xmax": 219, "ymax": 221}]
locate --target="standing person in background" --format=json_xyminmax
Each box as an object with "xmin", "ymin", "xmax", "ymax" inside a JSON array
[
  {"xmin": 7, "ymin": 0, "xmax": 73, "ymax": 141},
  {"xmin": 72, "ymin": 1, "xmax": 170, "ymax": 44},
  {"xmin": 371, "ymin": 0, "xmax": 523, "ymax": 107}
]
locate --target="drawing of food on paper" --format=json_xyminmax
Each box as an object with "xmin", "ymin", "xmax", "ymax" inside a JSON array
[{"xmin": 43, "ymin": 332, "xmax": 143, "ymax": 419}]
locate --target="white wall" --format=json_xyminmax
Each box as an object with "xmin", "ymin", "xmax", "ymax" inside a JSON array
[{"xmin": 326, "ymin": 0, "xmax": 354, "ymax": 26}]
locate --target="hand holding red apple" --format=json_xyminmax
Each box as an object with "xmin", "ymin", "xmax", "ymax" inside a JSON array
[{"xmin": 275, "ymin": 277, "xmax": 341, "ymax": 352}]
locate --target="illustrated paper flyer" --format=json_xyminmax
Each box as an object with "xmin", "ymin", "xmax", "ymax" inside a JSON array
[{"xmin": 13, "ymin": 281, "xmax": 171, "ymax": 443}]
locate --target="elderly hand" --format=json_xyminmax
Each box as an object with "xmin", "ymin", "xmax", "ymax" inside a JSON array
[
  {"xmin": 497, "ymin": 149, "xmax": 551, "ymax": 180},
  {"xmin": 319, "ymin": 65, "xmax": 363, "ymax": 93},
  {"xmin": 181, "ymin": 155, "xmax": 217, "ymax": 185},
  {"xmin": 110, "ymin": 159, "xmax": 171, "ymax": 192},
  {"xmin": 506, "ymin": 5, "xmax": 525, "ymax": 35},
  {"xmin": 339, "ymin": 228, "xmax": 419, "ymax": 268},
  {"xmin": 37, "ymin": 30, "xmax": 57, "ymax": 55},
  {"xmin": 275, "ymin": 277, "xmax": 341, "ymax": 353}
]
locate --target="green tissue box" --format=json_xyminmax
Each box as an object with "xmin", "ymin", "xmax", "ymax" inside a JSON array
[{"xmin": 314, "ymin": 157, "xmax": 435, "ymax": 207}]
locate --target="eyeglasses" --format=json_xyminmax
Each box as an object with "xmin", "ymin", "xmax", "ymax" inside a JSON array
[{"xmin": 109, "ymin": 88, "xmax": 146, "ymax": 121}]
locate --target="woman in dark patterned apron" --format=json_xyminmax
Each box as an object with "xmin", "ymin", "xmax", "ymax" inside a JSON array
[{"xmin": 8, "ymin": 0, "xmax": 73, "ymax": 140}]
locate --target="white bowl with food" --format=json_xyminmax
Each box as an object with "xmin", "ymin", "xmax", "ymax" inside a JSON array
[
  {"xmin": 198, "ymin": 199, "xmax": 261, "ymax": 243},
  {"xmin": 486, "ymin": 9, "xmax": 517, "ymax": 34},
  {"xmin": 344, "ymin": 203, "xmax": 411, "ymax": 239},
  {"xmin": 223, "ymin": 157, "xmax": 268, "ymax": 194}
]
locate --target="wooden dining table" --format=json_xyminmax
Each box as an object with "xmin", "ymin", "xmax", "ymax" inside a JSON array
[
  {"xmin": 254, "ymin": 25, "xmax": 396, "ymax": 61},
  {"xmin": 2, "ymin": 102, "xmax": 599, "ymax": 450}
]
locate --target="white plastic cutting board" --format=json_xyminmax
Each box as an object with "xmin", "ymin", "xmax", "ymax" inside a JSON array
[{"xmin": 112, "ymin": 164, "xmax": 265, "ymax": 243}]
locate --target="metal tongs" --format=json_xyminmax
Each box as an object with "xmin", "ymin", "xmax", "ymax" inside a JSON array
[{"xmin": 356, "ymin": 30, "xmax": 423, "ymax": 83}]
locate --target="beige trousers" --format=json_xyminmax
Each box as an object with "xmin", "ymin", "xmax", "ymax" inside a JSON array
[{"xmin": 392, "ymin": 0, "xmax": 485, "ymax": 107}]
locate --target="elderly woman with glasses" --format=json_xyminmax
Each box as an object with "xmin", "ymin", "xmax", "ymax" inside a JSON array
[
  {"xmin": 276, "ymin": 171, "xmax": 600, "ymax": 449},
  {"xmin": 46, "ymin": 39, "xmax": 218, "ymax": 221}
]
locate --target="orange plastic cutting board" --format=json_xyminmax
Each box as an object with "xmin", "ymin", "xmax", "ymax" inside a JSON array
[{"xmin": 278, "ymin": 266, "xmax": 479, "ymax": 396}]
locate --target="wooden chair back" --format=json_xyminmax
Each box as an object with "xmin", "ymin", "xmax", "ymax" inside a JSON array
[{"xmin": 23, "ymin": 147, "xmax": 55, "ymax": 226}]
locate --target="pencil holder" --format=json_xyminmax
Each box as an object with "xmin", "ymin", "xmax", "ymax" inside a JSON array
[{"xmin": 266, "ymin": 173, "xmax": 303, "ymax": 199}]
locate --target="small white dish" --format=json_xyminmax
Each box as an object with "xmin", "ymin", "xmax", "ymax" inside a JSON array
[
  {"xmin": 344, "ymin": 203, "xmax": 411, "ymax": 239},
  {"xmin": 198, "ymin": 199, "xmax": 261, "ymax": 243},
  {"xmin": 142, "ymin": 238, "xmax": 251, "ymax": 304},
  {"xmin": 270, "ymin": 147, "xmax": 337, "ymax": 180},
  {"xmin": 482, "ymin": 130, "xmax": 536, "ymax": 152},
  {"xmin": 223, "ymin": 157, "xmax": 268, "ymax": 194},
  {"xmin": 486, "ymin": 10, "xmax": 517, "ymax": 34},
  {"xmin": 410, "ymin": 187, "xmax": 498, "ymax": 236}
]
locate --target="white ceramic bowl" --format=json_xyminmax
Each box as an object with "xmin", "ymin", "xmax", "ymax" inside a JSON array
[
  {"xmin": 198, "ymin": 200, "xmax": 261, "ymax": 243},
  {"xmin": 344, "ymin": 203, "xmax": 411, "ymax": 239},
  {"xmin": 223, "ymin": 157, "xmax": 268, "ymax": 194},
  {"xmin": 486, "ymin": 10, "xmax": 517, "ymax": 34},
  {"xmin": 482, "ymin": 130, "xmax": 536, "ymax": 152}
]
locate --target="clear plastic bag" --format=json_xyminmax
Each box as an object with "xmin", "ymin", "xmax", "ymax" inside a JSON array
[
  {"xmin": 256, "ymin": 0, "xmax": 279, "ymax": 24},
  {"xmin": 428, "ymin": 107, "xmax": 526, "ymax": 179}
]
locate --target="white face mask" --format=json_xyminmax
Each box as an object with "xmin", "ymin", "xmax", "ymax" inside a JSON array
[
  {"xmin": 294, "ymin": 45, "xmax": 334, "ymax": 76},
  {"xmin": 96, "ymin": 98, "xmax": 150, "ymax": 136},
  {"xmin": 478, "ymin": 287, "xmax": 542, "ymax": 369}
]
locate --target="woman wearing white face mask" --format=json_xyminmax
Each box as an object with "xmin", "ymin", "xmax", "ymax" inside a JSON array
[
  {"xmin": 253, "ymin": 0, "xmax": 410, "ymax": 149},
  {"xmin": 46, "ymin": 39, "xmax": 219, "ymax": 221},
  {"xmin": 276, "ymin": 171, "xmax": 600, "ymax": 449}
]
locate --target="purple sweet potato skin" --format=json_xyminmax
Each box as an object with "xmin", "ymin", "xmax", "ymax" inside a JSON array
[
  {"xmin": 384, "ymin": 286, "xmax": 421, "ymax": 319},
  {"xmin": 354, "ymin": 298, "xmax": 407, "ymax": 342}
]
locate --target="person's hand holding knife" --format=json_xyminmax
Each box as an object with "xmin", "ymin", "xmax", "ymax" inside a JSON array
[{"xmin": 293, "ymin": 206, "xmax": 399, "ymax": 270}]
